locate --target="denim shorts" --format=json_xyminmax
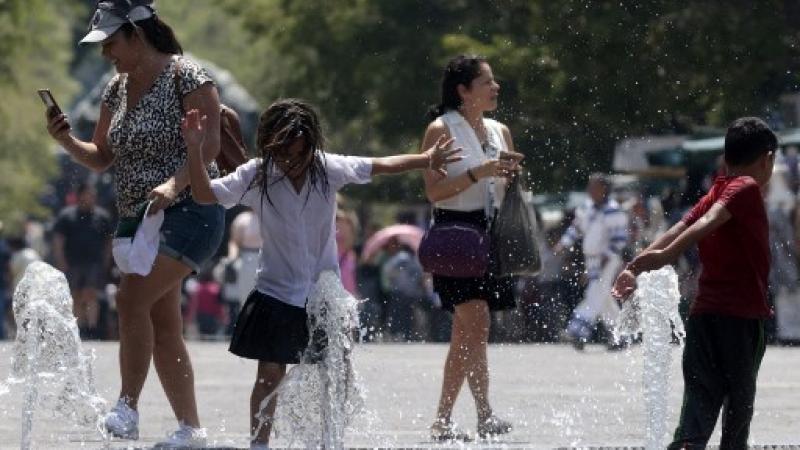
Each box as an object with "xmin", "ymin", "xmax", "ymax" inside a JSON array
[{"xmin": 116, "ymin": 198, "xmax": 225, "ymax": 272}]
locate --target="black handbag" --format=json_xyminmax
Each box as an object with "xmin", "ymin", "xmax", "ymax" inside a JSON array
[{"xmin": 490, "ymin": 177, "xmax": 541, "ymax": 276}]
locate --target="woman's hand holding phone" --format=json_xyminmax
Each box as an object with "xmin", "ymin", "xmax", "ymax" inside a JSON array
[
  {"xmin": 39, "ymin": 89, "xmax": 71, "ymax": 143},
  {"xmin": 46, "ymin": 113, "xmax": 72, "ymax": 143}
]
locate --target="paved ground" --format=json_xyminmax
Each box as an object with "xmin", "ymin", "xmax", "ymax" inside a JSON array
[{"xmin": 0, "ymin": 342, "xmax": 798, "ymax": 449}]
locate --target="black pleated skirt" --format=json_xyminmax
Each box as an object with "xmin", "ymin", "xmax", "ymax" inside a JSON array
[{"xmin": 229, "ymin": 290, "xmax": 325, "ymax": 364}]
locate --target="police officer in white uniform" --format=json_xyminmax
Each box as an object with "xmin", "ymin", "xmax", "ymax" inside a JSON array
[{"xmin": 558, "ymin": 173, "xmax": 629, "ymax": 349}]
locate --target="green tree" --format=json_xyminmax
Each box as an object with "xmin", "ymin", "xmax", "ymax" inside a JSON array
[
  {"xmin": 0, "ymin": 1, "xmax": 82, "ymax": 233},
  {"xmin": 219, "ymin": 0, "xmax": 799, "ymax": 198}
]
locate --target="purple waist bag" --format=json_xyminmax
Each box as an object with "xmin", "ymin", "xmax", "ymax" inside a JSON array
[{"xmin": 418, "ymin": 221, "xmax": 490, "ymax": 278}]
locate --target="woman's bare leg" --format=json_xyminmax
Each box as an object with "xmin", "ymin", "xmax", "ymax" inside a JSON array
[
  {"xmin": 115, "ymin": 255, "xmax": 191, "ymax": 411},
  {"xmin": 462, "ymin": 301, "xmax": 492, "ymax": 421},
  {"xmin": 435, "ymin": 299, "xmax": 491, "ymax": 421},
  {"xmin": 151, "ymin": 282, "xmax": 200, "ymax": 427}
]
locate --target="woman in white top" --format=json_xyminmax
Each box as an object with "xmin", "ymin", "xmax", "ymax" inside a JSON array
[
  {"xmin": 421, "ymin": 55, "xmax": 524, "ymax": 441},
  {"xmin": 181, "ymin": 98, "xmax": 460, "ymax": 449}
]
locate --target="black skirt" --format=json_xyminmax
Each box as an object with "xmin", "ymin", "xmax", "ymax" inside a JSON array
[
  {"xmin": 431, "ymin": 209, "xmax": 516, "ymax": 313},
  {"xmin": 229, "ymin": 290, "xmax": 325, "ymax": 364}
]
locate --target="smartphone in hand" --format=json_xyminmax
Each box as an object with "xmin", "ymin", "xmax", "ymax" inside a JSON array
[{"xmin": 37, "ymin": 89, "xmax": 63, "ymax": 119}]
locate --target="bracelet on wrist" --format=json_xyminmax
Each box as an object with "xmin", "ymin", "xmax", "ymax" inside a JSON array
[{"xmin": 466, "ymin": 168, "xmax": 478, "ymax": 183}]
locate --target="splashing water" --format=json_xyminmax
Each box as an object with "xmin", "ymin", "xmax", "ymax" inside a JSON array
[
  {"xmin": 259, "ymin": 271, "xmax": 365, "ymax": 449},
  {"xmin": 617, "ymin": 266, "xmax": 685, "ymax": 450},
  {"xmin": 1, "ymin": 262, "xmax": 107, "ymax": 449}
]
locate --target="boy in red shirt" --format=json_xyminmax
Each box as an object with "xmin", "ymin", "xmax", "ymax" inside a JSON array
[{"xmin": 612, "ymin": 117, "xmax": 777, "ymax": 449}]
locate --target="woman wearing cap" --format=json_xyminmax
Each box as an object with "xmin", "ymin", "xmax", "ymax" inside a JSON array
[{"xmin": 45, "ymin": 1, "xmax": 224, "ymax": 446}]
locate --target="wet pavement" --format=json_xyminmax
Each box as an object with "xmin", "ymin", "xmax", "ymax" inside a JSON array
[{"xmin": 0, "ymin": 342, "xmax": 798, "ymax": 449}]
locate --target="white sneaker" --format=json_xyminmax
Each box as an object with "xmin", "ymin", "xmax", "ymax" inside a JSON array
[
  {"xmin": 154, "ymin": 423, "xmax": 208, "ymax": 448},
  {"xmin": 104, "ymin": 398, "xmax": 139, "ymax": 440}
]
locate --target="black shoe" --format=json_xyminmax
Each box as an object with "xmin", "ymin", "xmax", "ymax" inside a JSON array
[{"xmin": 477, "ymin": 415, "xmax": 512, "ymax": 439}]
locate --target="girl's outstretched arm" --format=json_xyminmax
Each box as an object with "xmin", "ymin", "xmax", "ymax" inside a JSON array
[
  {"xmin": 370, "ymin": 135, "xmax": 462, "ymax": 176},
  {"xmin": 182, "ymin": 109, "xmax": 220, "ymax": 205}
]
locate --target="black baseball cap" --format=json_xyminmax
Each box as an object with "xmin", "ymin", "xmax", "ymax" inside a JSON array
[{"xmin": 79, "ymin": 0, "xmax": 156, "ymax": 44}]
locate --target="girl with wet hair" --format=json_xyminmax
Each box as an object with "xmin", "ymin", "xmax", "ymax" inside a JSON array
[
  {"xmin": 252, "ymin": 99, "xmax": 330, "ymax": 206},
  {"xmin": 181, "ymin": 98, "xmax": 461, "ymax": 448}
]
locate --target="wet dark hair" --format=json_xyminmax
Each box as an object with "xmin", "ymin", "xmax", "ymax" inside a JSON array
[
  {"xmin": 252, "ymin": 99, "xmax": 329, "ymax": 208},
  {"xmin": 428, "ymin": 55, "xmax": 487, "ymax": 120},
  {"xmin": 120, "ymin": 15, "xmax": 183, "ymax": 55},
  {"xmin": 724, "ymin": 117, "xmax": 778, "ymax": 167}
]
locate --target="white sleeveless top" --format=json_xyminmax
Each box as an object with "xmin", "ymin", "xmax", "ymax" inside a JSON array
[{"xmin": 434, "ymin": 111, "xmax": 507, "ymax": 212}]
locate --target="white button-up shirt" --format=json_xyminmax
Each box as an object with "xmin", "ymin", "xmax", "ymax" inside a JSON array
[{"xmin": 210, "ymin": 153, "xmax": 372, "ymax": 308}]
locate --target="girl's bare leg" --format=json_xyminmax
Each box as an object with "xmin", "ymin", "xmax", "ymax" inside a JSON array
[{"xmin": 251, "ymin": 362, "xmax": 287, "ymax": 444}]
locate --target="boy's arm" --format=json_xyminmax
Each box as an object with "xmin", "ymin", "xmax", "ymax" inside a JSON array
[
  {"xmin": 641, "ymin": 221, "xmax": 687, "ymax": 253},
  {"xmin": 370, "ymin": 135, "xmax": 462, "ymax": 176},
  {"xmin": 182, "ymin": 109, "xmax": 220, "ymax": 205},
  {"xmin": 631, "ymin": 202, "xmax": 731, "ymax": 273},
  {"xmin": 612, "ymin": 203, "xmax": 730, "ymax": 299}
]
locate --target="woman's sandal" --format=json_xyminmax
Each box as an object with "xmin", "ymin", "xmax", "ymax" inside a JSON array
[
  {"xmin": 430, "ymin": 418, "xmax": 471, "ymax": 442},
  {"xmin": 477, "ymin": 415, "xmax": 513, "ymax": 439}
]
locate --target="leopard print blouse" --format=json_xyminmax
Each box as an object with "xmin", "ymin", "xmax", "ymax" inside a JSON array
[{"xmin": 102, "ymin": 56, "xmax": 220, "ymax": 218}]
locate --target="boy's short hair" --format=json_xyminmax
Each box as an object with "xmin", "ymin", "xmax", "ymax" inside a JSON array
[{"xmin": 724, "ymin": 117, "xmax": 778, "ymax": 167}]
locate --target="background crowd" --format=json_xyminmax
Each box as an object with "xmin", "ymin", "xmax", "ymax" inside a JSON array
[{"xmin": 2, "ymin": 145, "xmax": 800, "ymax": 346}]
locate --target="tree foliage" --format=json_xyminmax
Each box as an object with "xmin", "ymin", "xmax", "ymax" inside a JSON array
[
  {"xmin": 216, "ymin": 0, "xmax": 800, "ymax": 199},
  {"xmin": 0, "ymin": 0, "xmax": 82, "ymax": 233},
  {"xmin": 5, "ymin": 0, "xmax": 800, "ymax": 225}
]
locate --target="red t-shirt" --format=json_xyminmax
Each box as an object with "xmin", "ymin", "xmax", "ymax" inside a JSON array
[{"xmin": 681, "ymin": 176, "xmax": 771, "ymax": 319}]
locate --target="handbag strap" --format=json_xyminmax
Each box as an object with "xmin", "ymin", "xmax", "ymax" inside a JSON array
[{"xmin": 482, "ymin": 118, "xmax": 503, "ymax": 226}]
